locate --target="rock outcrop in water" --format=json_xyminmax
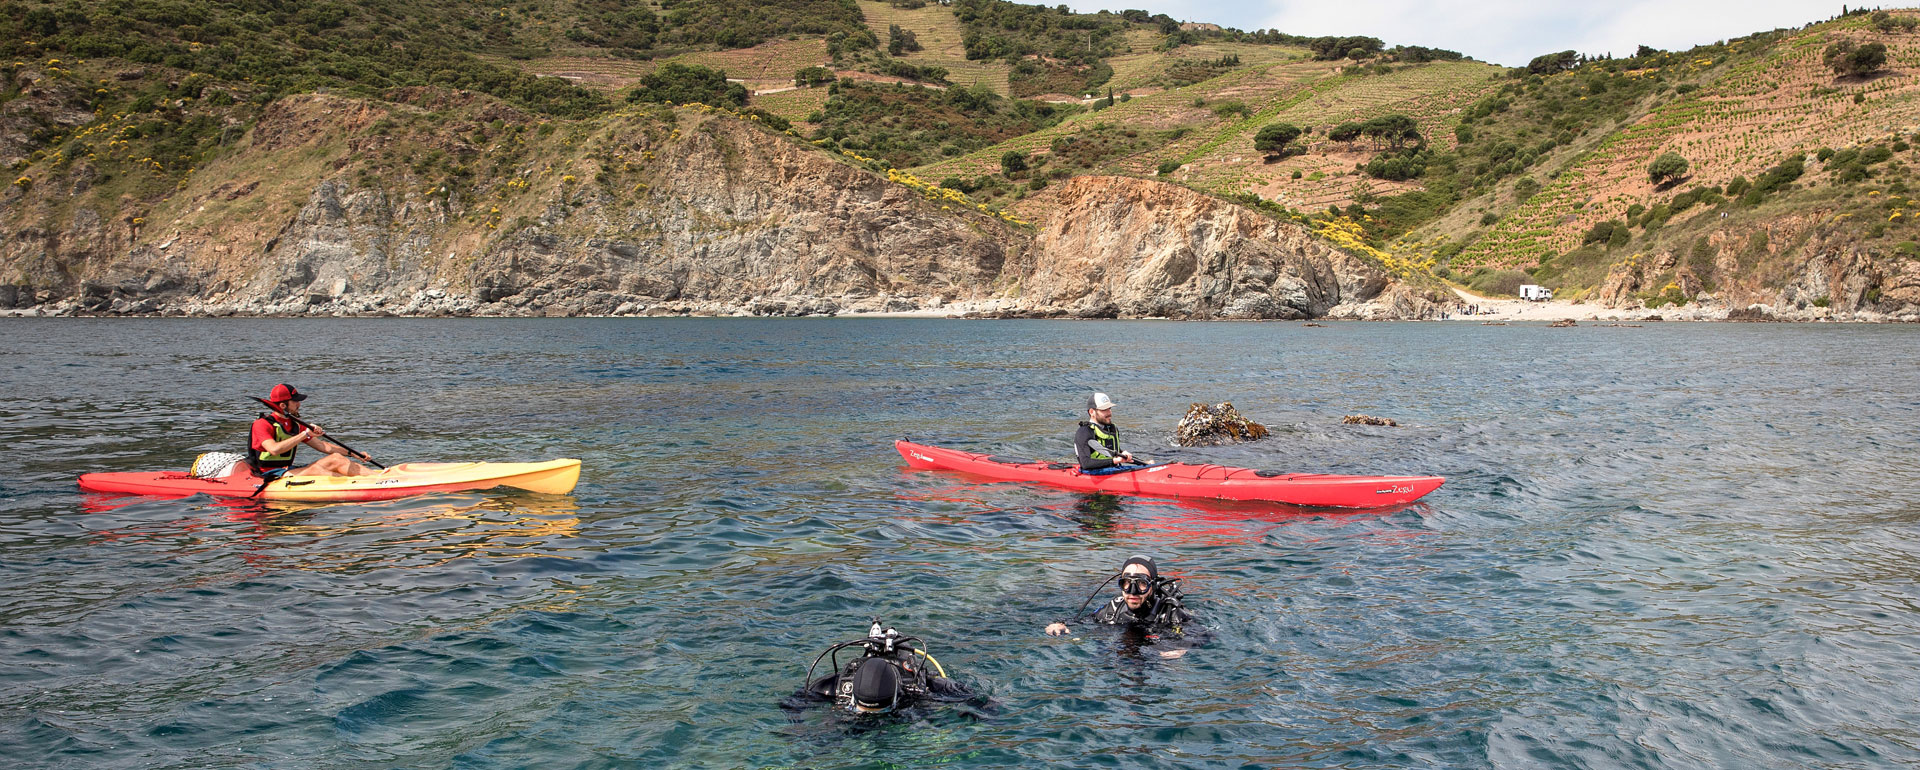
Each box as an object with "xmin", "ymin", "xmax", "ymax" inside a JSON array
[
  {"xmin": 0, "ymin": 91, "xmax": 1438, "ymax": 320},
  {"xmin": 1175, "ymin": 402, "xmax": 1270, "ymax": 447}
]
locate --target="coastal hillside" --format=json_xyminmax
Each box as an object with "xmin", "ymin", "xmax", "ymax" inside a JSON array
[{"xmin": 3, "ymin": 1, "xmax": 1920, "ymax": 319}]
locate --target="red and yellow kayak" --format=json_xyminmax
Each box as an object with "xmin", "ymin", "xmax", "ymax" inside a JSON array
[
  {"xmin": 78, "ymin": 459, "xmax": 581, "ymax": 503},
  {"xmin": 896, "ymin": 440, "xmax": 1440, "ymax": 508}
]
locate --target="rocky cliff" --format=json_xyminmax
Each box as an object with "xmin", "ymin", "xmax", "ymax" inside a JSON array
[
  {"xmin": 1594, "ymin": 211, "xmax": 1920, "ymax": 321},
  {"xmin": 0, "ymin": 90, "xmax": 1428, "ymax": 319},
  {"xmin": 1008, "ymin": 176, "xmax": 1439, "ymax": 320}
]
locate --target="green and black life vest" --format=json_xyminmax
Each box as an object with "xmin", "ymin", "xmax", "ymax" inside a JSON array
[
  {"xmin": 250, "ymin": 414, "xmax": 300, "ymax": 469},
  {"xmin": 1087, "ymin": 421, "xmax": 1120, "ymax": 461}
]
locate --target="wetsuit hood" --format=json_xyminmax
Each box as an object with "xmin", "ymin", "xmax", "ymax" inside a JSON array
[
  {"xmin": 850, "ymin": 657, "xmax": 900, "ymax": 713},
  {"xmin": 1122, "ymin": 555, "xmax": 1158, "ymax": 581}
]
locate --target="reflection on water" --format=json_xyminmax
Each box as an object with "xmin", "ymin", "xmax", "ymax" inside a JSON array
[
  {"xmin": 75, "ymin": 493, "xmax": 582, "ymax": 574},
  {"xmin": 3, "ymin": 319, "xmax": 1920, "ymax": 769}
]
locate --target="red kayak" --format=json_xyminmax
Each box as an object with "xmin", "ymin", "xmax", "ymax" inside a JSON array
[{"xmin": 895, "ymin": 440, "xmax": 1441, "ymax": 508}]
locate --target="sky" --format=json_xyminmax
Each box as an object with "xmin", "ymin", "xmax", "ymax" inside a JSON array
[{"xmin": 1069, "ymin": 1, "xmax": 1851, "ymax": 67}]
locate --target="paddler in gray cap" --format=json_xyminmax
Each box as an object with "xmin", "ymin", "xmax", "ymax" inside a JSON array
[{"xmin": 1075, "ymin": 392, "xmax": 1143, "ymax": 475}]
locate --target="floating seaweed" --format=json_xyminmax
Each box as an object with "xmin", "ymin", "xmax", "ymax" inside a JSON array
[{"xmin": 1341, "ymin": 414, "xmax": 1398, "ymax": 427}]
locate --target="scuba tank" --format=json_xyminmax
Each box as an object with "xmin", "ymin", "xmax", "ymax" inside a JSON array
[{"xmin": 803, "ymin": 617, "xmax": 956, "ymax": 714}]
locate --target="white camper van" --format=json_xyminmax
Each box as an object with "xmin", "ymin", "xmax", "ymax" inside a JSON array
[{"xmin": 1519, "ymin": 284, "xmax": 1553, "ymax": 301}]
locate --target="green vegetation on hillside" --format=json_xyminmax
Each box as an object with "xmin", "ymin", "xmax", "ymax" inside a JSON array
[
  {"xmin": 0, "ymin": 0, "xmax": 607, "ymax": 116},
  {"xmin": 626, "ymin": 63, "xmax": 748, "ymax": 109},
  {"xmin": 654, "ymin": 0, "xmax": 869, "ymax": 51},
  {"xmin": 808, "ymin": 80, "xmax": 1077, "ymax": 168},
  {"xmin": 1323, "ymin": 47, "xmax": 1685, "ymax": 251}
]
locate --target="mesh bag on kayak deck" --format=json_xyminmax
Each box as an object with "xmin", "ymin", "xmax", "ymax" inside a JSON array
[{"xmin": 190, "ymin": 452, "xmax": 246, "ymax": 478}]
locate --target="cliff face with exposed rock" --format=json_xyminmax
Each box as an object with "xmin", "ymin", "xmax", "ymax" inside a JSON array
[
  {"xmin": 1594, "ymin": 211, "xmax": 1920, "ymax": 321},
  {"xmin": 1010, "ymin": 176, "xmax": 1439, "ymax": 320},
  {"xmin": 0, "ymin": 91, "xmax": 1429, "ymax": 319}
]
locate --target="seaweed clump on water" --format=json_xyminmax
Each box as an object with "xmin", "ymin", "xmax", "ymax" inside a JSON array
[
  {"xmin": 1341, "ymin": 414, "xmax": 1398, "ymax": 426},
  {"xmin": 1175, "ymin": 402, "xmax": 1270, "ymax": 447}
]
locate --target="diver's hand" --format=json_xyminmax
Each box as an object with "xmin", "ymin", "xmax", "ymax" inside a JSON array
[
  {"xmin": 1159, "ymin": 649, "xmax": 1187, "ymax": 659},
  {"xmin": 1045, "ymin": 622, "xmax": 1070, "ymax": 636}
]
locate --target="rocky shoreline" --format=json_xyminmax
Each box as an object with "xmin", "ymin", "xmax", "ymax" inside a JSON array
[{"xmin": 7, "ymin": 291, "xmax": 1914, "ymax": 321}]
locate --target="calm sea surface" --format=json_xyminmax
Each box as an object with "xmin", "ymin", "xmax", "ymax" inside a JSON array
[{"xmin": 2, "ymin": 318, "xmax": 1918, "ymax": 769}]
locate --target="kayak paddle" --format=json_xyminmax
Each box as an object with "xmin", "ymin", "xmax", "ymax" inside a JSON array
[{"xmin": 250, "ymin": 396, "xmax": 386, "ymax": 469}]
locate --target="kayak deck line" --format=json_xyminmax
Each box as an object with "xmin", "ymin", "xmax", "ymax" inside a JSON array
[{"xmin": 897, "ymin": 439, "xmax": 1441, "ymax": 509}]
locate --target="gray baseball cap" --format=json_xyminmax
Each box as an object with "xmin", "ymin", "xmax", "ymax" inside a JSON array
[{"xmin": 1087, "ymin": 392, "xmax": 1115, "ymax": 410}]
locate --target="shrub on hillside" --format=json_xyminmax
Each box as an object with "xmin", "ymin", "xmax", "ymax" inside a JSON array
[
  {"xmin": 1582, "ymin": 219, "xmax": 1630, "ymax": 247},
  {"xmin": 939, "ymin": 176, "xmax": 983, "ymax": 193},
  {"xmin": 1001, "ymin": 150, "xmax": 1028, "ymax": 176},
  {"xmin": 1871, "ymin": 10, "xmax": 1920, "ymax": 33},
  {"xmin": 1648, "ymin": 152, "xmax": 1689, "ymax": 186},
  {"xmin": 1824, "ymin": 40, "xmax": 1889, "ymax": 77},
  {"xmin": 1364, "ymin": 149, "xmax": 1426, "ymax": 180},
  {"xmin": 1306, "ymin": 36, "xmax": 1383, "ymax": 60},
  {"xmin": 626, "ymin": 63, "xmax": 746, "ymax": 109},
  {"xmin": 1527, "ymin": 50, "xmax": 1580, "ymax": 75},
  {"xmin": 888, "ymin": 24, "xmax": 922, "ymax": 56},
  {"xmin": 1253, "ymin": 123, "xmax": 1302, "ymax": 158},
  {"xmin": 1211, "ymin": 101, "xmax": 1250, "ymax": 119},
  {"xmin": 1469, "ymin": 268, "xmax": 1531, "ymax": 296},
  {"xmin": 794, "ymin": 66, "xmax": 836, "ymax": 88},
  {"xmin": 1361, "ymin": 114, "xmax": 1422, "ymax": 149},
  {"xmin": 1752, "ymin": 154, "xmax": 1805, "ymax": 195}
]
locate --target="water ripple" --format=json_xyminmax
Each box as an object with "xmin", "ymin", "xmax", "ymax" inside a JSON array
[{"xmin": 2, "ymin": 319, "xmax": 1918, "ymax": 768}]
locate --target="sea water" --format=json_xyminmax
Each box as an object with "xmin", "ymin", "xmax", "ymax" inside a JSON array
[{"xmin": 2, "ymin": 318, "xmax": 1918, "ymax": 768}]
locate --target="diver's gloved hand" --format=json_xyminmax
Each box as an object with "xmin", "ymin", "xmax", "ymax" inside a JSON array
[{"xmin": 929, "ymin": 676, "xmax": 970, "ymax": 697}]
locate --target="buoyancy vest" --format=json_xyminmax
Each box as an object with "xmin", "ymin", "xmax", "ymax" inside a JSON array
[
  {"xmin": 1087, "ymin": 421, "xmax": 1120, "ymax": 460},
  {"xmin": 251, "ymin": 414, "xmax": 300, "ymax": 469}
]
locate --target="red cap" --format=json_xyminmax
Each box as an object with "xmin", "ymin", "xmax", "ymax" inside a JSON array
[{"xmin": 267, "ymin": 384, "xmax": 307, "ymax": 404}]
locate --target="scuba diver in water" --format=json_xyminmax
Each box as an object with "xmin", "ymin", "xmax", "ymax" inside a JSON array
[
  {"xmin": 789, "ymin": 619, "xmax": 975, "ymax": 716},
  {"xmin": 1043, "ymin": 555, "xmax": 1205, "ymax": 659}
]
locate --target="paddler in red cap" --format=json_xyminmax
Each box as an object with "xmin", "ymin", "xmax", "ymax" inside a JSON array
[{"xmin": 249, "ymin": 384, "xmax": 376, "ymax": 479}]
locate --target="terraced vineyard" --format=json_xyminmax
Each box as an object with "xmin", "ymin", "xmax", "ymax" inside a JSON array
[
  {"xmin": 475, "ymin": 54, "xmax": 656, "ymax": 91},
  {"xmin": 750, "ymin": 85, "xmax": 834, "ymax": 125},
  {"xmin": 483, "ymin": 38, "xmax": 832, "ymax": 94},
  {"xmin": 1180, "ymin": 61, "xmax": 1503, "ymax": 209},
  {"xmin": 1460, "ymin": 12, "xmax": 1920, "ymax": 268},
  {"xmin": 909, "ymin": 61, "xmax": 1330, "ymax": 181},
  {"xmin": 1106, "ymin": 37, "xmax": 1314, "ymax": 92},
  {"xmin": 856, "ymin": 0, "xmax": 1011, "ymax": 94},
  {"xmin": 673, "ymin": 38, "xmax": 834, "ymax": 90}
]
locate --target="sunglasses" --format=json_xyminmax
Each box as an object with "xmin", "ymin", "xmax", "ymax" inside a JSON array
[{"xmin": 1118, "ymin": 575, "xmax": 1153, "ymax": 594}]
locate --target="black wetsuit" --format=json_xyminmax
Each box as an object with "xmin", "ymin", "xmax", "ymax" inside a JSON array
[
  {"xmin": 1091, "ymin": 593, "xmax": 1196, "ymax": 631},
  {"xmin": 1085, "ymin": 588, "xmax": 1208, "ymax": 655}
]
